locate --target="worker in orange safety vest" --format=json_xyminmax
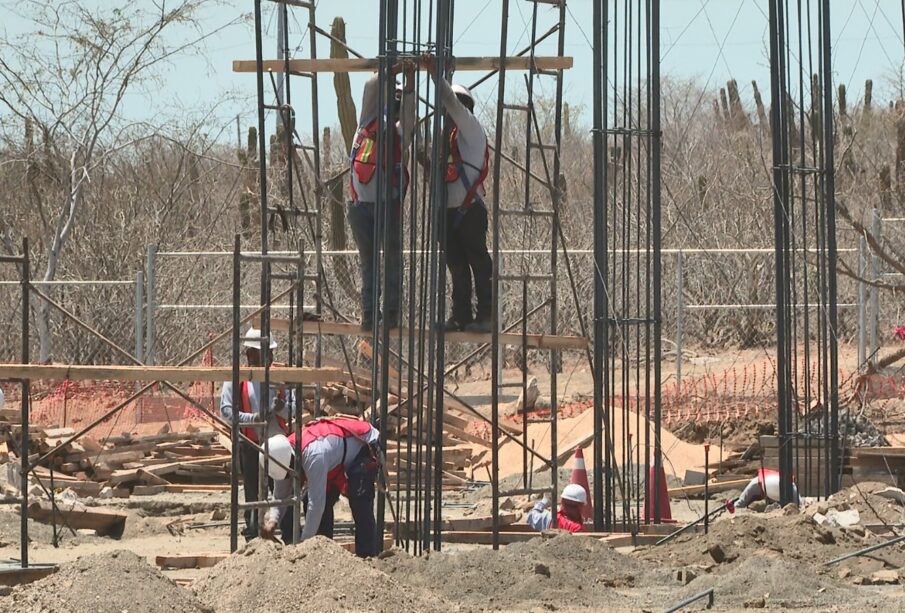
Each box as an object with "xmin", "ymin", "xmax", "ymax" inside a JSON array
[
  {"xmin": 347, "ymin": 62, "xmax": 417, "ymax": 332},
  {"xmin": 218, "ymin": 327, "xmax": 294, "ymax": 540}
]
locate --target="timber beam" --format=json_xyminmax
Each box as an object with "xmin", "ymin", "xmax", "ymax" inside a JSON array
[
  {"xmin": 233, "ymin": 56, "xmax": 573, "ymax": 74},
  {"xmin": 261, "ymin": 318, "xmax": 588, "ymax": 350}
]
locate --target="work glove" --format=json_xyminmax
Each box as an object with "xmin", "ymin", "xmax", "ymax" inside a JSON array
[{"xmin": 260, "ymin": 517, "xmax": 279, "ymax": 542}]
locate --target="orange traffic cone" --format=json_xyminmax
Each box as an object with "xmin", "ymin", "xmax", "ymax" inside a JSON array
[
  {"xmin": 643, "ymin": 465, "xmax": 676, "ymax": 523},
  {"xmin": 570, "ymin": 448, "xmax": 593, "ymax": 520}
]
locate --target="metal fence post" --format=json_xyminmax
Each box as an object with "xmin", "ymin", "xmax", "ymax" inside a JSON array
[
  {"xmin": 869, "ymin": 210, "xmax": 880, "ymax": 368},
  {"xmin": 857, "ymin": 236, "xmax": 866, "ymax": 370},
  {"xmin": 145, "ymin": 244, "xmax": 157, "ymax": 365},
  {"xmin": 135, "ymin": 271, "xmax": 144, "ymax": 364},
  {"xmin": 676, "ymin": 251, "xmax": 684, "ymax": 388}
]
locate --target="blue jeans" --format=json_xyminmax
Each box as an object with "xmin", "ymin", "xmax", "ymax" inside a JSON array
[
  {"xmin": 348, "ymin": 201, "xmax": 401, "ymax": 320},
  {"xmin": 346, "ymin": 443, "xmax": 378, "ymax": 557}
]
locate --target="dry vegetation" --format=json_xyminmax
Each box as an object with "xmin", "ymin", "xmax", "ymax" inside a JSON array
[{"xmin": 0, "ymin": 7, "xmax": 902, "ymax": 370}]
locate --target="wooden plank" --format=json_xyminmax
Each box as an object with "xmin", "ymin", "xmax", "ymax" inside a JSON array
[
  {"xmin": 233, "ymin": 56, "xmax": 574, "ymax": 74},
  {"xmin": 0, "ymin": 364, "xmax": 345, "ymax": 385},
  {"xmin": 441, "ymin": 530, "xmax": 613, "ymax": 545},
  {"xmin": 26, "ymin": 500, "xmax": 127, "ymax": 537},
  {"xmin": 265, "ymin": 318, "xmax": 588, "ymax": 350},
  {"xmin": 442, "ymin": 422, "xmax": 491, "ymax": 448},
  {"xmin": 0, "ymin": 563, "xmax": 58, "ymax": 587},
  {"xmin": 102, "ymin": 431, "xmax": 218, "ymax": 446},
  {"xmin": 156, "ymin": 553, "xmax": 227, "ymax": 570},
  {"xmin": 666, "ymin": 478, "xmax": 751, "ymax": 498},
  {"xmin": 853, "ymin": 447, "xmax": 905, "ymax": 458}
]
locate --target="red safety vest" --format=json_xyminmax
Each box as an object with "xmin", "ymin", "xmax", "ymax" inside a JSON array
[
  {"xmin": 445, "ymin": 127, "xmax": 490, "ymax": 208},
  {"xmin": 349, "ymin": 118, "xmax": 410, "ymax": 200},
  {"xmin": 238, "ymin": 382, "xmax": 288, "ymax": 444},
  {"xmin": 555, "ymin": 513, "xmax": 584, "ymax": 534},
  {"xmin": 289, "ymin": 417, "xmax": 376, "ymax": 496}
]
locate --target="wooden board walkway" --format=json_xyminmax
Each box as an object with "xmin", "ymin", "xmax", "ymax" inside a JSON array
[
  {"xmin": 264, "ymin": 318, "xmax": 589, "ymax": 351},
  {"xmin": 233, "ymin": 56, "xmax": 573, "ymax": 74}
]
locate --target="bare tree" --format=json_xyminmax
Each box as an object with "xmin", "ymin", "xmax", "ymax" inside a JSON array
[{"xmin": 0, "ymin": 0, "xmax": 239, "ymax": 361}]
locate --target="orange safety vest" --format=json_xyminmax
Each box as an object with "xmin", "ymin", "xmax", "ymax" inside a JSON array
[
  {"xmin": 239, "ymin": 381, "xmax": 288, "ymax": 444},
  {"xmin": 290, "ymin": 417, "xmax": 377, "ymax": 496},
  {"xmin": 349, "ymin": 118, "xmax": 410, "ymax": 201},
  {"xmin": 445, "ymin": 127, "xmax": 490, "ymax": 209}
]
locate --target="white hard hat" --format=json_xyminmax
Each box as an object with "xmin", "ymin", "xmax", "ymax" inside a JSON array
[
  {"xmin": 243, "ymin": 327, "xmax": 278, "ymax": 350},
  {"xmin": 260, "ymin": 434, "xmax": 293, "ymax": 480},
  {"xmin": 561, "ymin": 483, "xmax": 588, "ymax": 505},
  {"xmin": 451, "ymin": 84, "xmax": 474, "ymax": 107}
]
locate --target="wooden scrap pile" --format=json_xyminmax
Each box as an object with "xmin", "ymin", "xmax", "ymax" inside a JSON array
[{"xmin": 0, "ymin": 408, "xmax": 231, "ymax": 497}]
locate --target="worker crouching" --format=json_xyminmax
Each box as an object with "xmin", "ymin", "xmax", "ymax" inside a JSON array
[
  {"xmin": 260, "ymin": 417, "xmax": 382, "ymax": 557},
  {"xmin": 527, "ymin": 484, "xmax": 588, "ymax": 533},
  {"xmin": 734, "ymin": 468, "xmax": 801, "ymax": 509}
]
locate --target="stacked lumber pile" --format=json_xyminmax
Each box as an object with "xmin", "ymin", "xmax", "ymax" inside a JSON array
[{"xmin": 0, "ymin": 409, "xmax": 231, "ymax": 496}]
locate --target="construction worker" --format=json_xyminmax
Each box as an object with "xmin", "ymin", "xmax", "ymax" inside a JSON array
[
  {"xmin": 734, "ymin": 468, "xmax": 801, "ymax": 509},
  {"xmin": 348, "ymin": 62, "xmax": 417, "ymax": 331},
  {"xmin": 219, "ymin": 327, "xmax": 295, "ymax": 540},
  {"xmin": 261, "ymin": 416, "xmax": 381, "ymax": 557},
  {"xmin": 527, "ymin": 484, "xmax": 587, "ymax": 533},
  {"xmin": 421, "ymin": 52, "xmax": 493, "ymax": 333}
]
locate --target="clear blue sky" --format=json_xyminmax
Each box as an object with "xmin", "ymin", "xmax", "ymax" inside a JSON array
[{"xmin": 3, "ymin": 0, "xmax": 904, "ymax": 143}]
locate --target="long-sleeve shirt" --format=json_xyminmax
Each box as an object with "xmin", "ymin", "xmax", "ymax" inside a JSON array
[
  {"xmin": 435, "ymin": 77, "xmax": 488, "ymax": 209},
  {"xmin": 527, "ymin": 499, "xmax": 583, "ymax": 533},
  {"xmin": 350, "ymin": 73, "xmax": 417, "ymax": 204},
  {"xmin": 266, "ymin": 424, "xmax": 379, "ymax": 540},
  {"xmin": 219, "ymin": 381, "xmax": 295, "ymax": 440}
]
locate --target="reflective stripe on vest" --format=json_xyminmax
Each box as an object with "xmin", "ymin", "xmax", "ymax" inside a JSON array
[{"xmin": 349, "ymin": 118, "xmax": 410, "ymax": 200}]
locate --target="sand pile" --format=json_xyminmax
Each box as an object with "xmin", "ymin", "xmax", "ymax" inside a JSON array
[
  {"xmin": 639, "ymin": 511, "xmax": 863, "ymax": 567},
  {"xmin": 496, "ymin": 406, "xmax": 716, "ymax": 479},
  {"xmin": 377, "ymin": 532, "xmax": 651, "ymax": 610},
  {"xmin": 191, "ymin": 537, "xmax": 452, "ymax": 612},
  {"xmin": 637, "ymin": 508, "xmax": 905, "ymax": 584},
  {"xmin": 1, "ymin": 550, "xmax": 210, "ymax": 613},
  {"xmin": 811, "ymin": 481, "xmax": 905, "ymax": 526},
  {"xmin": 678, "ymin": 554, "xmax": 871, "ymax": 609}
]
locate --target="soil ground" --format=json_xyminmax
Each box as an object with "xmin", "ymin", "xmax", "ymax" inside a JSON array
[{"xmin": 3, "ymin": 350, "xmax": 905, "ymax": 611}]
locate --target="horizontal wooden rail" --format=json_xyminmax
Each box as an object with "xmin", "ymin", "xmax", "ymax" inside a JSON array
[{"xmin": 233, "ymin": 56, "xmax": 573, "ymax": 74}]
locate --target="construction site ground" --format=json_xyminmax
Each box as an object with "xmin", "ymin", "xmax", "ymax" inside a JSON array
[{"xmin": 4, "ymin": 351, "xmax": 905, "ymax": 611}]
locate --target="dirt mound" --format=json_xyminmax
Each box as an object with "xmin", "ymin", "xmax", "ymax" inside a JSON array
[
  {"xmin": 637, "ymin": 508, "xmax": 905, "ymax": 586},
  {"xmin": 2, "ymin": 550, "xmax": 210, "ymax": 613},
  {"xmin": 812, "ymin": 481, "xmax": 905, "ymax": 525},
  {"xmin": 679, "ymin": 554, "xmax": 865, "ymax": 609},
  {"xmin": 377, "ymin": 532, "xmax": 650, "ymax": 610},
  {"xmin": 191, "ymin": 537, "xmax": 452, "ymax": 612}
]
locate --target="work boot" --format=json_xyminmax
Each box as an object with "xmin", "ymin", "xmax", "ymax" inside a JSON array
[
  {"xmin": 464, "ymin": 316, "xmax": 492, "ymax": 334},
  {"xmin": 444, "ymin": 317, "xmax": 466, "ymax": 332}
]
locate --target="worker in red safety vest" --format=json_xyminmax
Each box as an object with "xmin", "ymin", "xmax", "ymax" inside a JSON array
[
  {"xmin": 261, "ymin": 417, "xmax": 381, "ymax": 557},
  {"xmin": 347, "ymin": 61, "xmax": 417, "ymax": 332},
  {"xmin": 218, "ymin": 327, "xmax": 295, "ymax": 540},
  {"xmin": 421, "ymin": 52, "xmax": 493, "ymax": 333},
  {"xmin": 527, "ymin": 484, "xmax": 587, "ymax": 533},
  {"xmin": 734, "ymin": 468, "xmax": 801, "ymax": 508}
]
